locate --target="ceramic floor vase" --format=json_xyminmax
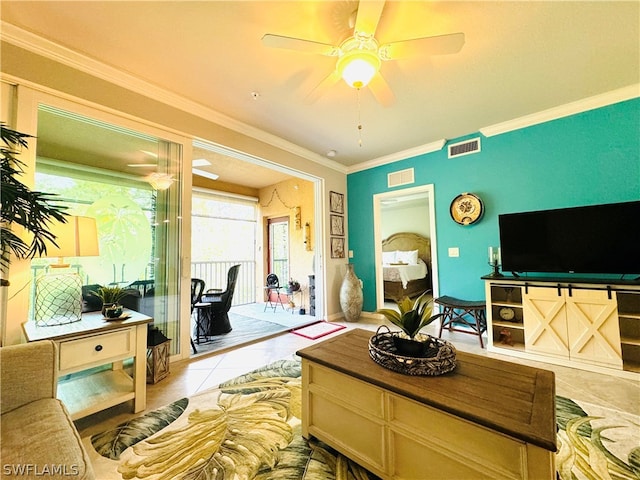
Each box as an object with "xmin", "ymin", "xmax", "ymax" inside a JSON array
[{"xmin": 340, "ymin": 263, "xmax": 363, "ymax": 321}]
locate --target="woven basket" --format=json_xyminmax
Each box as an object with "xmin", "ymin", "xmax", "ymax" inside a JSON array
[{"xmin": 368, "ymin": 326, "xmax": 457, "ymax": 376}]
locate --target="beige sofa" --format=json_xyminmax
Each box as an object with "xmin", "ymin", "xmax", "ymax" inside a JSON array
[{"xmin": 1, "ymin": 340, "xmax": 95, "ymax": 480}]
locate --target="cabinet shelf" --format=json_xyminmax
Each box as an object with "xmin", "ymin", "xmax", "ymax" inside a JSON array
[
  {"xmin": 58, "ymin": 369, "xmax": 135, "ymax": 420},
  {"xmin": 492, "ymin": 301, "xmax": 523, "ymax": 308},
  {"xmin": 621, "ymin": 336, "xmax": 640, "ymax": 347},
  {"xmin": 492, "ymin": 321, "xmax": 524, "ymax": 330}
]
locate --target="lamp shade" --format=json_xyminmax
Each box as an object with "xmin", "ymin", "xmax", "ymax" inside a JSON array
[{"xmin": 43, "ymin": 216, "xmax": 100, "ymax": 259}]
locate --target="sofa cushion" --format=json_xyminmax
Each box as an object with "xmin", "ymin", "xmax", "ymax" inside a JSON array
[
  {"xmin": 81, "ymin": 284, "xmax": 103, "ymax": 313},
  {"xmin": 1, "ymin": 398, "xmax": 94, "ymax": 479}
]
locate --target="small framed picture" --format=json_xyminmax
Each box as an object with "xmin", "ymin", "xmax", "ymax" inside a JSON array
[
  {"xmin": 329, "ymin": 191, "xmax": 344, "ymax": 214},
  {"xmin": 330, "ymin": 237, "xmax": 345, "ymax": 258},
  {"xmin": 330, "ymin": 214, "xmax": 344, "ymax": 236}
]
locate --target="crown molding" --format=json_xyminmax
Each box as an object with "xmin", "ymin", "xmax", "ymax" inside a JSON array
[
  {"xmin": 349, "ymin": 84, "xmax": 639, "ymax": 173},
  {"xmin": 480, "ymin": 84, "xmax": 640, "ymax": 137},
  {"xmin": 3, "ymin": 22, "xmax": 636, "ymax": 177},
  {"xmin": 348, "ymin": 139, "xmax": 447, "ymax": 174},
  {"xmin": 0, "ymin": 22, "xmax": 346, "ymax": 174}
]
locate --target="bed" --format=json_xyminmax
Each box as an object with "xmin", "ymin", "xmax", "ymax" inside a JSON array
[{"xmin": 382, "ymin": 232, "xmax": 432, "ymax": 302}]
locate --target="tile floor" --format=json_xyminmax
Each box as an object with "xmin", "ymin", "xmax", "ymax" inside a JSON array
[{"xmin": 75, "ymin": 309, "xmax": 640, "ymax": 439}]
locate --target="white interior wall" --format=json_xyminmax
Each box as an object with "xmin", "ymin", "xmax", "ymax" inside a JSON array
[{"xmin": 381, "ymin": 201, "xmax": 431, "ymax": 239}]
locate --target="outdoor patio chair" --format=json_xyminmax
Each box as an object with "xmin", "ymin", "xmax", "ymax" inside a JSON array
[
  {"xmin": 199, "ymin": 265, "xmax": 241, "ymax": 336},
  {"xmin": 264, "ymin": 273, "xmax": 285, "ymax": 312}
]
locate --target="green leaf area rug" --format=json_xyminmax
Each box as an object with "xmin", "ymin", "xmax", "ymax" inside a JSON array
[{"xmin": 84, "ymin": 359, "xmax": 640, "ymax": 480}]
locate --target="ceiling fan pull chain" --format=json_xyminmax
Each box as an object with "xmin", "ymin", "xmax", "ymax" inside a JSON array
[{"xmin": 357, "ymin": 88, "xmax": 363, "ymax": 147}]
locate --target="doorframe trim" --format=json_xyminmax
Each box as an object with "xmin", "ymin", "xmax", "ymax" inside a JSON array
[{"xmin": 373, "ymin": 184, "xmax": 438, "ymax": 310}]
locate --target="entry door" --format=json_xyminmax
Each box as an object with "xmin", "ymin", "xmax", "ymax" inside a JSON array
[{"xmin": 267, "ymin": 216, "xmax": 289, "ymax": 285}]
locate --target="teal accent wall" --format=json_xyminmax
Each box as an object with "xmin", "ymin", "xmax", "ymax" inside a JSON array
[{"xmin": 347, "ymin": 98, "xmax": 640, "ymax": 312}]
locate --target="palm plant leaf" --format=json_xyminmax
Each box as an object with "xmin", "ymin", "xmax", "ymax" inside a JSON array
[
  {"xmin": 1, "ymin": 124, "xmax": 68, "ymax": 272},
  {"xmin": 219, "ymin": 359, "xmax": 301, "ymax": 394},
  {"xmin": 629, "ymin": 447, "xmax": 640, "ymax": 476},
  {"xmin": 91, "ymin": 398, "xmax": 189, "ymax": 460},
  {"xmin": 118, "ymin": 387, "xmax": 296, "ymax": 480},
  {"xmin": 556, "ymin": 395, "xmax": 591, "ymax": 436},
  {"xmin": 254, "ymin": 433, "xmax": 312, "ymax": 480}
]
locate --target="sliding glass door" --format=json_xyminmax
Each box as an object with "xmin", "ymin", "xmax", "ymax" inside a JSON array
[{"xmin": 31, "ymin": 104, "xmax": 184, "ymax": 353}]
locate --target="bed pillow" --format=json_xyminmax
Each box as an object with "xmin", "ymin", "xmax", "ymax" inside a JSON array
[
  {"xmin": 382, "ymin": 251, "xmax": 396, "ymax": 264},
  {"xmin": 396, "ymin": 250, "xmax": 419, "ymax": 265}
]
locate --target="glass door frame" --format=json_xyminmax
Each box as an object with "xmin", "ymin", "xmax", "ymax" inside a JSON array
[{"xmin": 8, "ymin": 85, "xmax": 194, "ymax": 358}]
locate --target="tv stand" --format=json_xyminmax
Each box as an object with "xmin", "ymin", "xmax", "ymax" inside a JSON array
[{"xmin": 482, "ymin": 276, "xmax": 640, "ymax": 377}]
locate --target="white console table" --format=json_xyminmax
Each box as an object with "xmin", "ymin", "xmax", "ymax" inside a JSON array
[
  {"xmin": 483, "ymin": 276, "xmax": 640, "ymax": 378},
  {"xmin": 22, "ymin": 309, "xmax": 153, "ymax": 420}
]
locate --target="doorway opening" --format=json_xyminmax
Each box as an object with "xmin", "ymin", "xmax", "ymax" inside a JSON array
[{"xmin": 373, "ymin": 184, "xmax": 438, "ymax": 311}]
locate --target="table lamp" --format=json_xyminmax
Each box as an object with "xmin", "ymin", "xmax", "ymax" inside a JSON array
[{"xmin": 34, "ymin": 216, "xmax": 100, "ymax": 326}]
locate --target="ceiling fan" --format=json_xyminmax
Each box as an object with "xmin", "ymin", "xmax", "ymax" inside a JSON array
[{"xmin": 262, "ymin": 1, "xmax": 464, "ymax": 106}]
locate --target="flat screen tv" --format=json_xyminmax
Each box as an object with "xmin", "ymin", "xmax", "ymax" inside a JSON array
[{"xmin": 498, "ymin": 201, "xmax": 640, "ymax": 276}]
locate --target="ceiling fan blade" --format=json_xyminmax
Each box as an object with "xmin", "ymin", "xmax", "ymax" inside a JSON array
[
  {"xmin": 353, "ymin": 0, "xmax": 386, "ymax": 36},
  {"xmin": 305, "ymin": 70, "xmax": 342, "ymax": 104},
  {"xmin": 261, "ymin": 34, "xmax": 338, "ymax": 56},
  {"xmin": 368, "ymin": 73, "xmax": 395, "ymax": 107},
  {"xmin": 380, "ymin": 32, "xmax": 465, "ymax": 60}
]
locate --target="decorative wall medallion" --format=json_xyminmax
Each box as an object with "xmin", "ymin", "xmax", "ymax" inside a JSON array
[{"xmin": 450, "ymin": 193, "xmax": 484, "ymax": 225}]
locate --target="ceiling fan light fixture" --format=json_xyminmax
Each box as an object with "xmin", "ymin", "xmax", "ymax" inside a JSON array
[
  {"xmin": 339, "ymin": 53, "xmax": 380, "ymax": 88},
  {"xmin": 337, "ymin": 35, "xmax": 381, "ymax": 89}
]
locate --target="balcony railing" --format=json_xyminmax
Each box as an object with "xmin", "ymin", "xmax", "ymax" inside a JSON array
[
  {"xmin": 30, "ymin": 260, "xmax": 258, "ymax": 309},
  {"xmin": 191, "ymin": 260, "xmax": 255, "ymax": 306}
]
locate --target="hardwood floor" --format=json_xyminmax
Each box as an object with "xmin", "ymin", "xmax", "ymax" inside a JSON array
[{"xmin": 74, "ymin": 312, "xmax": 640, "ymax": 439}]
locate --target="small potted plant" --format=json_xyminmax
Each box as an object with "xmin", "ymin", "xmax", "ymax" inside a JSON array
[
  {"xmin": 288, "ymin": 279, "xmax": 300, "ymax": 293},
  {"xmin": 377, "ymin": 292, "xmax": 444, "ymax": 357},
  {"xmin": 90, "ymin": 286, "xmax": 127, "ymax": 316}
]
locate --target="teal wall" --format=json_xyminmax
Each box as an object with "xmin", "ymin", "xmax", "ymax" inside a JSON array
[{"xmin": 347, "ymin": 98, "xmax": 640, "ymax": 312}]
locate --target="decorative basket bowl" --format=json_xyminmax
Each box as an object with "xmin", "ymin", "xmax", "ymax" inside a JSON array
[{"xmin": 369, "ymin": 326, "xmax": 457, "ymax": 376}]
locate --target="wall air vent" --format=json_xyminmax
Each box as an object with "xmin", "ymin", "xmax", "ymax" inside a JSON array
[
  {"xmin": 448, "ymin": 138, "xmax": 481, "ymax": 158},
  {"xmin": 387, "ymin": 168, "xmax": 415, "ymax": 188}
]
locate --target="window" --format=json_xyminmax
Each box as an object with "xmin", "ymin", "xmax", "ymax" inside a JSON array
[
  {"xmin": 191, "ymin": 190, "xmax": 257, "ymax": 304},
  {"xmin": 267, "ymin": 216, "xmax": 289, "ymax": 284}
]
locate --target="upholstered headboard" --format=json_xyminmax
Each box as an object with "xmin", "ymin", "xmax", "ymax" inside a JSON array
[{"xmin": 382, "ymin": 232, "xmax": 431, "ymax": 264}]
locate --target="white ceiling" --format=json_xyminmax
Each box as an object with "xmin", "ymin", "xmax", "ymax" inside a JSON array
[
  {"xmin": 2, "ymin": 1, "xmax": 639, "ymax": 183},
  {"xmin": 34, "ymin": 104, "xmax": 294, "ymax": 189}
]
